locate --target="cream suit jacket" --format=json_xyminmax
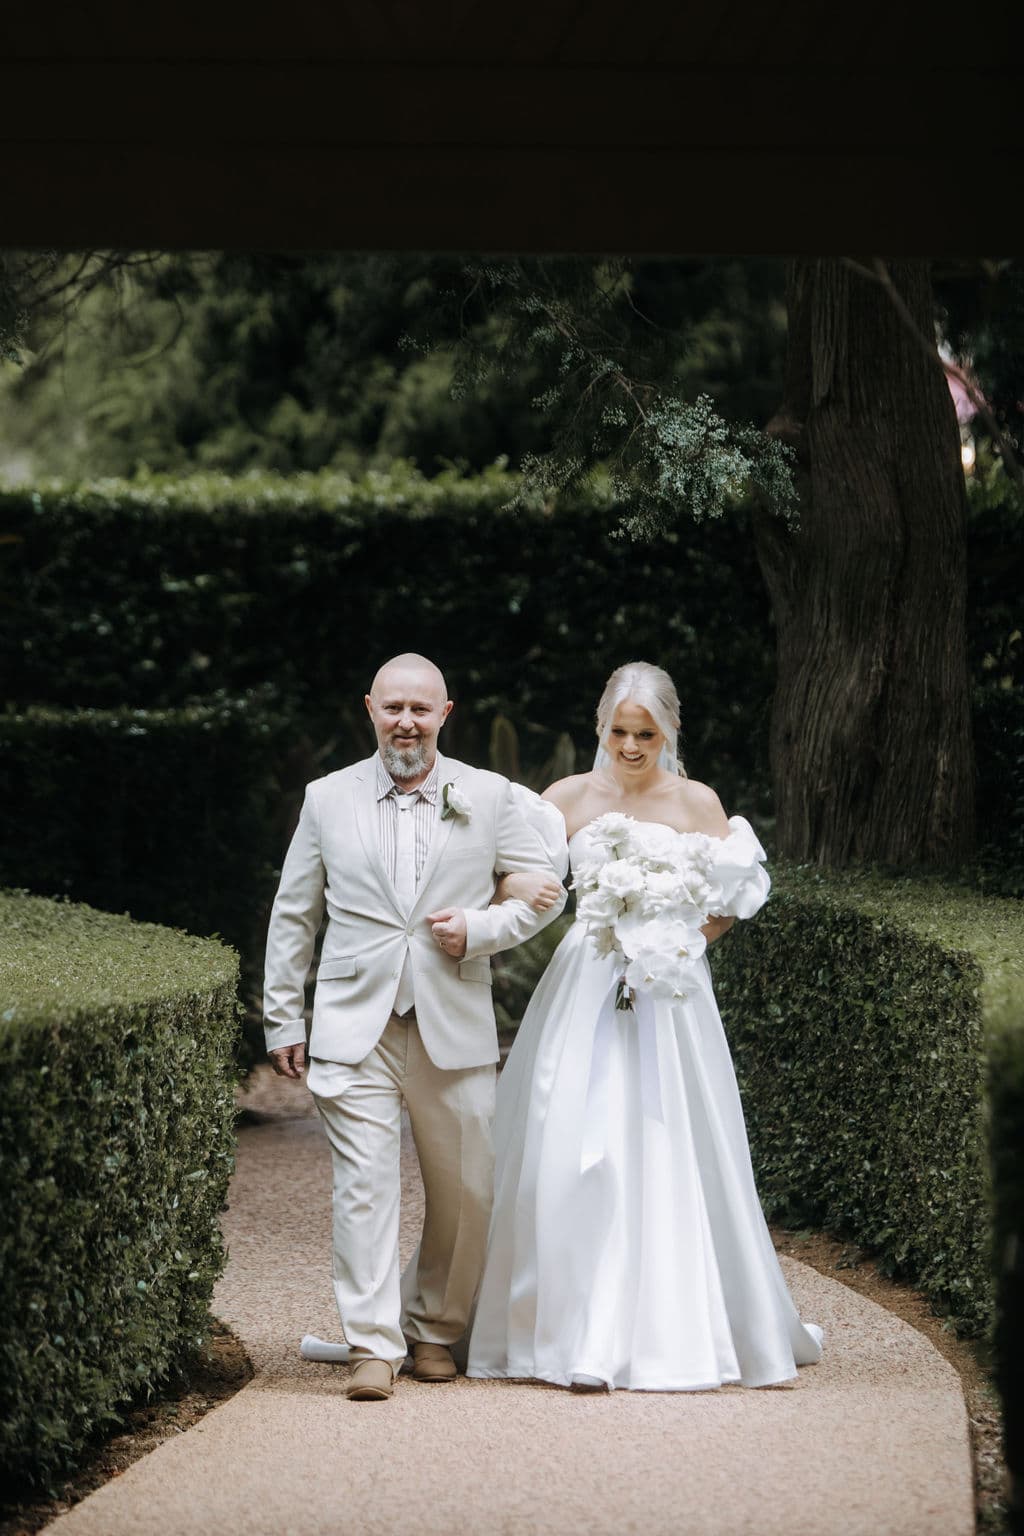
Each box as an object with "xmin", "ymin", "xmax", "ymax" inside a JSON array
[{"xmin": 263, "ymin": 752, "xmax": 568, "ymax": 1069}]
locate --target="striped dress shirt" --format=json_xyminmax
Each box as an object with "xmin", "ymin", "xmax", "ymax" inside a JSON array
[{"xmin": 375, "ymin": 754, "xmax": 439, "ymax": 891}]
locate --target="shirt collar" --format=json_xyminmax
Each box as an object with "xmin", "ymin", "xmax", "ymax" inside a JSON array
[{"xmin": 375, "ymin": 753, "xmax": 440, "ymax": 805}]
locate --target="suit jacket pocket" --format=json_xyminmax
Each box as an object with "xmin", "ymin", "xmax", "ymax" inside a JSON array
[
  {"xmin": 458, "ymin": 958, "xmax": 493, "ymax": 986},
  {"xmin": 317, "ymin": 957, "xmax": 358, "ymax": 980}
]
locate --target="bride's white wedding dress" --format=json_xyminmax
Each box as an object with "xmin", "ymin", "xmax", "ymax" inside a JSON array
[{"xmin": 466, "ymin": 814, "xmax": 823, "ymax": 1392}]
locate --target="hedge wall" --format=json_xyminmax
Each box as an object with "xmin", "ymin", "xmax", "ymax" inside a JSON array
[
  {"xmin": 0, "ymin": 469, "xmax": 776, "ymax": 815},
  {"xmin": 0, "ymin": 698, "xmax": 287, "ymax": 993},
  {"xmin": 710, "ymin": 866, "xmax": 1024, "ymax": 1338},
  {"xmin": 973, "ymin": 683, "xmax": 1024, "ymax": 895},
  {"xmin": 2, "ymin": 467, "xmax": 1019, "ymax": 846},
  {"xmin": 0, "ymin": 890, "xmax": 240, "ymax": 1491},
  {"xmin": 497, "ymin": 865, "xmax": 1022, "ymax": 1339},
  {"xmin": 987, "ymin": 994, "xmax": 1024, "ymax": 1531}
]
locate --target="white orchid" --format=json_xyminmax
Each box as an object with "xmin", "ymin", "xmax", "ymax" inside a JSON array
[
  {"xmin": 625, "ymin": 942, "xmax": 704, "ymax": 1001},
  {"xmin": 589, "ymin": 925, "xmax": 622, "ymax": 960}
]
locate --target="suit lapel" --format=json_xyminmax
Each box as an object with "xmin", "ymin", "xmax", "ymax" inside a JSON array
[
  {"xmin": 353, "ymin": 758, "xmax": 404, "ymax": 918},
  {"xmin": 409, "ymin": 754, "xmax": 458, "ymax": 911}
]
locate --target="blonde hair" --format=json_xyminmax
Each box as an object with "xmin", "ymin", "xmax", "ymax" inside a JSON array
[{"xmin": 595, "ymin": 661, "xmax": 686, "ymax": 777}]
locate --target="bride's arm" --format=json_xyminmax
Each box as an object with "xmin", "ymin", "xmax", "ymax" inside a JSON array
[
  {"xmin": 680, "ymin": 780, "xmax": 736, "ymax": 945},
  {"xmin": 490, "ymin": 779, "xmax": 569, "ymax": 910},
  {"xmin": 493, "ymin": 870, "xmax": 564, "ymax": 910}
]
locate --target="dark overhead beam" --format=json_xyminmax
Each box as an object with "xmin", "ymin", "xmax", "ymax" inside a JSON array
[{"xmin": 2, "ymin": 143, "xmax": 995, "ymax": 251}]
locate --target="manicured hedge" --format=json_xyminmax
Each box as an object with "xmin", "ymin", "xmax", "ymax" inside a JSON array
[
  {"xmin": 0, "ymin": 468, "xmax": 776, "ymax": 815},
  {"xmin": 711, "ymin": 866, "xmax": 1023, "ymax": 1338},
  {"xmin": 988, "ymin": 991, "xmax": 1024, "ymax": 1533},
  {"xmin": 496, "ymin": 866, "xmax": 1022, "ymax": 1343},
  {"xmin": 0, "ymin": 890, "xmax": 240, "ymax": 1491},
  {"xmin": 2, "ymin": 466, "xmax": 1020, "ymax": 839},
  {"xmin": 973, "ymin": 683, "xmax": 1024, "ymax": 894},
  {"xmin": 0, "ymin": 697, "xmax": 288, "ymax": 987}
]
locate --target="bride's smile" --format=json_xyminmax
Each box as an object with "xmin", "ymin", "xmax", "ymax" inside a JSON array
[{"xmin": 606, "ymin": 701, "xmax": 665, "ymax": 776}]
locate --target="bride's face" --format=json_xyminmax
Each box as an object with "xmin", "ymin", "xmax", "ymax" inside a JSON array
[{"xmin": 605, "ymin": 700, "xmax": 665, "ymax": 774}]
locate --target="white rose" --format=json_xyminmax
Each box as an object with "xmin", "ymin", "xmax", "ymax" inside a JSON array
[
  {"xmin": 576, "ymin": 886, "xmax": 623, "ymax": 925},
  {"xmin": 586, "ymin": 812, "xmax": 635, "ymax": 854},
  {"xmin": 639, "ymin": 869, "xmax": 687, "ymax": 915},
  {"xmin": 442, "ymin": 782, "xmax": 472, "ymax": 820},
  {"xmin": 597, "ymin": 858, "xmax": 646, "ymax": 902},
  {"xmin": 630, "ymin": 822, "xmax": 682, "ymax": 865},
  {"xmin": 569, "ymin": 854, "xmax": 604, "ymax": 891}
]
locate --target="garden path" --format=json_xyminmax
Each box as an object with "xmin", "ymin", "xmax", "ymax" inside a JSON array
[{"xmin": 44, "ymin": 1067, "xmax": 974, "ymax": 1536}]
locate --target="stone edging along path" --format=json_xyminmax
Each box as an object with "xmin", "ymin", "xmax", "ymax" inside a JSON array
[{"xmin": 43, "ymin": 1069, "xmax": 975, "ymax": 1536}]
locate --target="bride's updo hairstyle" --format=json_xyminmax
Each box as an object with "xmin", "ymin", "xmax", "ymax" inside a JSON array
[{"xmin": 595, "ymin": 661, "xmax": 686, "ymax": 777}]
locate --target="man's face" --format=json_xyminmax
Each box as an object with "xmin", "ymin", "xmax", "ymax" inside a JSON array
[{"xmin": 365, "ymin": 665, "xmax": 453, "ymax": 780}]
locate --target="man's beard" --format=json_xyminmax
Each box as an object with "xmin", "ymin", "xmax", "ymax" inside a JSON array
[{"xmin": 382, "ymin": 738, "xmax": 430, "ymax": 780}]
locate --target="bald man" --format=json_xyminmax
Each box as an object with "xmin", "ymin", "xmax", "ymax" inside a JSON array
[{"xmin": 263, "ymin": 654, "xmax": 567, "ymax": 1400}]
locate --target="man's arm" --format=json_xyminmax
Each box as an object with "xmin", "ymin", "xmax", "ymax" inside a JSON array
[
  {"xmin": 460, "ymin": 783, "xmax": 568, "ymax": 959},
  {"xmin": 263, "ymin": 784, "xmax": 326, "ymax": 1057}
]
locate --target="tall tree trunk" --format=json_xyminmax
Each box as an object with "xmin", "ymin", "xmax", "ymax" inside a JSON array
[{"xmin": 753, "ymin": 259, "xmax": 974, "ymax": 866}]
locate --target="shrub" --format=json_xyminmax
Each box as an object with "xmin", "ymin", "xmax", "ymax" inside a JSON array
[
  {"xmin": 0, "ymin": 890, "xmax": 240, "ymax": 1491},
  {"xmin": 988, "ymin": 994, "xmax": 1024, "ymax": 1530},
  {"xmin": 0, "ymin": 697, "xmax": 289, "ymax": 996},
  {"xmin": 973, "ymin": 683, "xmax": 1024, "ymax": 893},
  {"xmin": 711, "ymin": 865, "xmax": 1024, "ymax": 1338},
  {"xmin": 495, "ymin": 865, "xmax": 1022, "ymax": 1344},
  {"xmin": 0, "ymin": 468, "xmax": 775, "ymax": 815}
]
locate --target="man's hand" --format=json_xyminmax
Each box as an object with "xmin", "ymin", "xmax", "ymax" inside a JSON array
[
  {"xmin": 269, "ymin": 1042, "xmax": 307, "ymax": 1079},
  {"xmin": 426, "ymin": 907, "xmax": 468, "ymax": 959}
]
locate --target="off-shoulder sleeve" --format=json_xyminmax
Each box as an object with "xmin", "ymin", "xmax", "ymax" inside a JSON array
[
  {"xmin": 506, "ymin": 782, "xmax": 570, "ymax": 880},
  {"xmin": 709, "ymin": 815, "xmax": 771, "ymax": 919}
]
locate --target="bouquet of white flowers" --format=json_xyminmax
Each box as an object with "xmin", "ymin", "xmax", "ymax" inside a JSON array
[{"xmin": 572, "ymin": 812, "xmax": 724, "ymax": 1007}]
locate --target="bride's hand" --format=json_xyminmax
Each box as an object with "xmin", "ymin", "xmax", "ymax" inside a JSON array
[
  {"xmin": 494, "ymin": 871, "xmax": 565, "ymax": 911},
  {"xmin": 702, "ymin": 915, "xmax": 735, "ymax": 945}
]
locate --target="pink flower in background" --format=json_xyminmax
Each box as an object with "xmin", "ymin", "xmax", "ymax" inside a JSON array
[{"xmin": 947, "ymin": 369, "xmax": 978, "ymax": 425}]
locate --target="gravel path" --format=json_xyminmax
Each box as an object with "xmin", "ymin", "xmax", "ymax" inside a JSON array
[{"xmin": 44, "ymin": 1068, "xmax": 974, "ymax": 1536}]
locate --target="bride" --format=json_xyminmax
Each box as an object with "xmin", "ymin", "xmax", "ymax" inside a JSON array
[{"xmin": 466, "ymin": 660, "xmax": 823, "ymax": 1392}]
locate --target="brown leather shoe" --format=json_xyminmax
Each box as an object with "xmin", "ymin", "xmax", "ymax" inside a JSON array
[
  {"xmin": 345, "ymin": 1359, "xmax": 395, "ymax": 1400},
  {"xmin": 411, "ymin": 1342, "xmax": 457, "ymax": 1382}
]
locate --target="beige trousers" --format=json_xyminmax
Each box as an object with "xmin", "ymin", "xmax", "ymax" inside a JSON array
[{"xmin": 307, "ymin": 1011, "xmax": 496, "ymax": 1371}]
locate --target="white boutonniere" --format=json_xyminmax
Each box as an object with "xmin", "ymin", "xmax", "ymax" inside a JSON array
[{"xmin": 441, "ymin": 782, "xmax": 472, "ymax": 821}]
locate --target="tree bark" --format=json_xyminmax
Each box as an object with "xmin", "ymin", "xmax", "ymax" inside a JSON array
[{"xmin": 753, "ymin": 259, "xmax": 974, "ymax": 867}]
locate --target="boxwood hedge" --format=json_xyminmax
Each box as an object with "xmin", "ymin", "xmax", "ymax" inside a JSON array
[
  {"xmin": 0, "ymin": 890, "xmax": 240, "ymax": 1492},
  {"xmin": 710, "ymin": 865, "xmax": 1024, "ymax": 1339},
  {"xmin": 497, "ymin": 863, "xmax": 1021, "ymax": 1350},
  {"xmin": 0, "ymin": 468, "xmax": 776, "ymax": 815},
  {"xmin": 0, "ymin": 697, "xmax": 287, "ymax": 994}
]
